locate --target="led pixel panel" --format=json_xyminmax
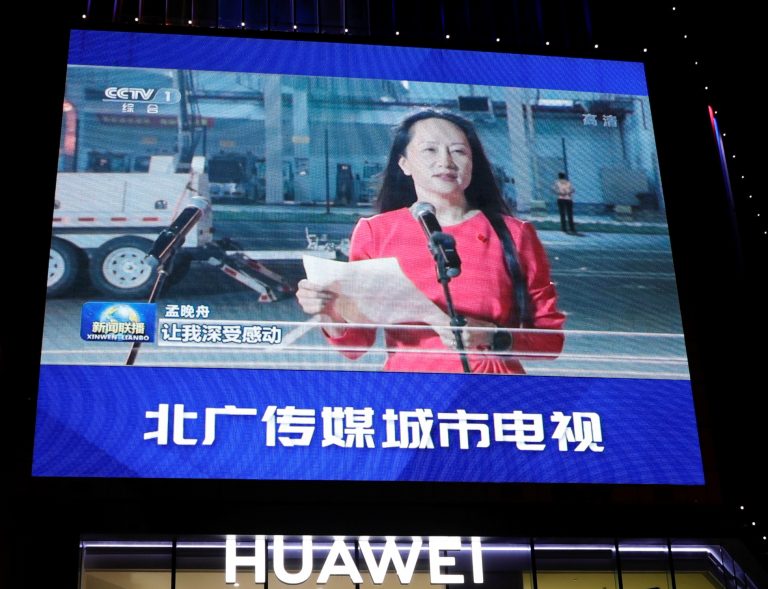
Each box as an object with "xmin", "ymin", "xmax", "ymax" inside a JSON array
[{"xmin": 33, "ymin": 29, "xmax": 703, "ymax": 485}]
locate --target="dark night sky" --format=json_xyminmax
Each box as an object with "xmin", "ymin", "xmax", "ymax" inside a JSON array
[{"xmin": 2, "ymin": 0, "xmax": 766, "ymax": 582}]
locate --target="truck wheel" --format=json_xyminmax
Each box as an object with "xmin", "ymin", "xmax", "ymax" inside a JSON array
[
  {"xmin": 90, "ymin": 236, "xmax": 157, "ymax": 298},
  {"xmin": 48, "ymin": 237, "xmax": 81, "ymax": 297}
]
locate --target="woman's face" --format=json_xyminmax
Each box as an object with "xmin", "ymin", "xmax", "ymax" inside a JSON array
[{"xmin": 398, "ymin": 117, "xmax": 473, "ymax": 201}]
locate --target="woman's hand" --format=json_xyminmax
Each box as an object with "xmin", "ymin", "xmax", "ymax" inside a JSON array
[
  {"xmin": 436, "ymin": 317, "xmax": 498, "ymax": 351},
  {"xmin": 296, "ymin": 279, "xmax": 347, "ymax": 337},
  {"xmin": 463, "ymin": 317, "xmax": 499, "ymax": 350}
]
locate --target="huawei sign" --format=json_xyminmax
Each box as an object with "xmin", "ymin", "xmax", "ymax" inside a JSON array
[{"xmin": 225, "ymin": 536, "xmax": 485, "ymax": 585}]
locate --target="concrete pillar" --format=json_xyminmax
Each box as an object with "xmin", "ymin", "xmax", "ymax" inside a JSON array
[
  {"xmin": 624, "ymin": 97, "xmax": 664, "ymax": 212},
  {"xmin": 264, "ymin": 75, "xmax": 283, "ymax": 203},
  {"xmin": 291, "ymin": 78, "xmax": 311, "ymax": 203},
  {"xmin": 505, "ymin": 88, "xmax": 536, "ymax": 213}
]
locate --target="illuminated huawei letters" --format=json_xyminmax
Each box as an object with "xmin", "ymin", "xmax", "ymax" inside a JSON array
[{"xmin": 225, "ymin": 536, "xmax": 484, "ymax": 585}]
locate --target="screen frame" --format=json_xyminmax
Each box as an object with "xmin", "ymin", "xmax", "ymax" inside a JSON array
[{"xmin": 14, "ymin": 20, "xmax": 735, "ymax": 516}]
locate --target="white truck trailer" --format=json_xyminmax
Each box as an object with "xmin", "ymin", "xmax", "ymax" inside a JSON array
[{"xmin": 48, "ymin": 155, "xmax": 294, "ymax": 301}]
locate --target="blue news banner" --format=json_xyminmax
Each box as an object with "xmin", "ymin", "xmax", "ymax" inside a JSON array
[{"xmin": 32, "ymin": 365, "xmax": 705, "ymax": 485}]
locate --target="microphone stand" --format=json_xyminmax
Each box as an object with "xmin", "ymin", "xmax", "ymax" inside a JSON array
[
  {"xmin": 429, "ymin": 232, "xmax": 471, "ymax": 374},
  {"xmin": 125, "ymin": 198, "xmax": 207, "ymax": 366},
  {"xmin": 126, "ymin": 259, "xmax": 170, "ymax": 366}
]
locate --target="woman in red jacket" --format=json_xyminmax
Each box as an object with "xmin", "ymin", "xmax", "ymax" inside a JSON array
[{"xmin": 297, "ymin": 109, "xmax": 565, "ymax": 374}]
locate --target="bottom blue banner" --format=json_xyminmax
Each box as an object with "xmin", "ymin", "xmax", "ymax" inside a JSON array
[{"xmin": 32, "ymin": 365, "xmax": 704, "ymax": 484}]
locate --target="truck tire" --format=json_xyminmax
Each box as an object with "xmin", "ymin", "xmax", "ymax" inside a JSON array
[
  {"xmin": 90, "ymin": 236, "xmax": 158, "ymax": 298},
  {"xmin": 48, "ymin": 237, "xmax": 81, "ymax": 298}
]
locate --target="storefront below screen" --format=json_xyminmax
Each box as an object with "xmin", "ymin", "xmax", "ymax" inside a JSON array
[{"xmin": 79, "ymin": 535, "xmax": 758, "ymax": 589}]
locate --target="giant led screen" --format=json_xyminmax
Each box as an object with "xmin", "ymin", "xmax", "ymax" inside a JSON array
[{"xmin": 33, "ymin": 29, "xmax": 704, "ymax": 484}]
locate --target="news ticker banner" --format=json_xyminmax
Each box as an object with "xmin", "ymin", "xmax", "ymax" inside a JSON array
[{"xmin": 33, "ymin": 363, "xmax": 704, "ymax": 484}]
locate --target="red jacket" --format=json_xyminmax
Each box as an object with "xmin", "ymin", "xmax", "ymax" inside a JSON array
[{"xmin": 326, "ymin": 208, "xmax": 565, "ymax": 374}]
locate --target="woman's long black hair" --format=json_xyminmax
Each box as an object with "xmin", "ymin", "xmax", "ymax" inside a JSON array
[{"xmin": 375, "ymin": 109, "xmax": 511, "ymax": 216}]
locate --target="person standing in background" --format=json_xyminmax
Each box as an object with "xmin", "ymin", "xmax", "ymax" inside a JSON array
[{"xmin": 552, "ymin": 172, "xmax": 576, "ymax": 234}]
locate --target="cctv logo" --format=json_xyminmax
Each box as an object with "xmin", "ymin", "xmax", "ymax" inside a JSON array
[{"xmin": 104, "ymin": 87, "xmax": 158, "ymax": 101}]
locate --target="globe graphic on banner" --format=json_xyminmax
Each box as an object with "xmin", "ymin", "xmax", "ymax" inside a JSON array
[{"xmin": 99, "ymin": 304, "xmax": 140, "ymax": 324}]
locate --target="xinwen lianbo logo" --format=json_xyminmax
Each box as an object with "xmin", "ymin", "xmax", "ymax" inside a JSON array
[{"xmin": 81, "ymin": 302, "xmax": 156, "ymax": 342}]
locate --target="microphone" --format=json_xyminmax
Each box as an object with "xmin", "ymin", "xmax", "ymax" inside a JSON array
[
  {"xmin": 410, "ymin": 201, "xmax": 462, "ymax": 278},
  {"xmin": 147, "ymin": 196, "xmax": 210, "ymax": 264}
]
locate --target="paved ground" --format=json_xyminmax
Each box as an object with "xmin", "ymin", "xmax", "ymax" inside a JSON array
[{"xmin": 41, "ymin": 205, "xmax": 689, "ymax": 379}]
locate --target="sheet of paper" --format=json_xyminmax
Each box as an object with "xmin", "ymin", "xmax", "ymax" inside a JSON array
[{"xmin": 303, "ymin": 255, "xmax": 449, "ymax": 326}]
